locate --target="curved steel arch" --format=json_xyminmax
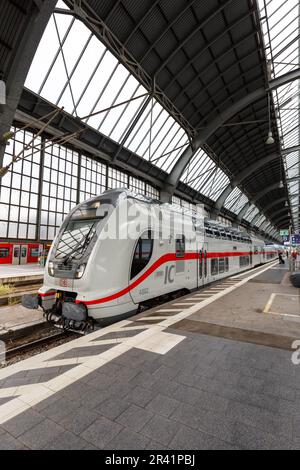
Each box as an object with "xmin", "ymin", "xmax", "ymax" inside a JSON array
[
  {"xmin": 260, "ymin": 197, "xmax": 287, "ymax": 213},
  {"xmin": 273, "ymin": 214, "xmax": 291, "ymax": 225},
  {"xmin": 164, "ymin": 67, "xmax": 300, "ymax": 193},
  {"xmin": 252, "ymin": 182, "xmax": 283, "ymax": 204}
]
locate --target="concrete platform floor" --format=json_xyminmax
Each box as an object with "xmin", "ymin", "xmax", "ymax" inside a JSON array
[
  {"xmin": 0, "ymin": 261, "xmax": 299, "ymax": 450},
  {"xmin": 0, "ymin": 304, "xmax": 44, "ymax": 335},
  {"xmin": 0, "ymin": 265, "xmax": 44, "ymax": 280}
]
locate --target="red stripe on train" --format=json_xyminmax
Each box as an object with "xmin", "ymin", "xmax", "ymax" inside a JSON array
[{"xmin": 76, "ymin": 250, "xmax": 276, "ymax": 306}]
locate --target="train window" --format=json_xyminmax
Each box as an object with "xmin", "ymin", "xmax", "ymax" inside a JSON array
[
  {"xmin": 14, "ymin": 247, "xmax": 19, "ymax": 257},
  {"xmin": 204, "ymin": 251, "xmax": 208, "ymax": 277},
  {"xmin": 30, "ymin": 248, "xmax": 40, "ymax": 257},
  {"xmin": 176, "ymin": 236, "xmax": 185, "ymax": 258},
  {"xmin": 239, "ymin": 256, "xmax": 250, "ymax": 267},
  {"xmin": 225, "ymin": 257, "xmax": 229, "ymax": 272},
  {"xmin": 0, "ymin": 248, "xmax": 9, "ymax": 258},
  {"xmin": 254, "ymin": 246, "xmax": 258, "ymax": 254},
  {"xmin": 211, "ymin": 259, "xmax": 218, "ymax": 276},
  {"xmin": 219, "ymin": 258, "xmax": 225, "ymax": 274},
  {"xmin": 249, "ymin": 251, "xmax": 253, "ymax": 265},
  {"xmin": 21, "ymin": 247, "xmax": 27, "ymax": 258},
  {"xmin": 131, "ymin": 231, "xmax": 154, "ymax": 279}
]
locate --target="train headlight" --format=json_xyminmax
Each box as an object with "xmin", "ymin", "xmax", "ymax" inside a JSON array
[
  {"xmin": 75, "ymin": 264, "xmax": 86, "ymax": 279},
  {"xmin": 48, "ymin": 261, "xmax": 54, "ymax": 277}
]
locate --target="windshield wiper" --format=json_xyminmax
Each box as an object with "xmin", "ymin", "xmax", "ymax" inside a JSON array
[{"xmin": 62, "ymin": 225, "xmax": 96, "ymax": 264}]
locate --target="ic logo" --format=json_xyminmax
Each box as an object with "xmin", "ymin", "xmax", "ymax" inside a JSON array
[
  {"xmin": 291, "ymin": 340, "xmax": 300, "ymax": 365},
  {"xmin": 164, "ymin": 265, "xmax": 175, "ymax": 284},
  {"xmin": 0, "ymin": 80, "xmax": 6, "ymax": 105}
]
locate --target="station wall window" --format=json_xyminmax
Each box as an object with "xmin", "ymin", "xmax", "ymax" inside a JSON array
[
  {"xmin": 0, "ymin": 127, "xmax": 160, "ymax": 242},
  {"xmin": 211, "ymin": 258, "xmax": 218, "ymax": 276},
  {"xmin": 0, "ymin": 248, "xmax": 9, "ymax": 258},
  {"xmin": 176, "ymin": 236, "xmax": 185, "ymax": 258},
  {"xmin": 40, "ymin": 144, "xmax": 79, "ymax": 241},
  {"xmin": 79, "ymin": 156, "xmax": 106, "ymax": 202},
  {"xmin": 129, "ymin": 176, "xmax": 145, "ymax": 194},
  {"xmin": 145, "ymin": 184, "xmax": 160, "ymax": 200},
  {"xmin": 108, "ymin": 168, "xmax": 128, "ymax": 190},
  {"xmin": 131, "ymin": 231, "xmax": 153, "ymax": 279},
  {"xmin": 0, "ymin": 128, "xmax": 41, "ymax": 240}
]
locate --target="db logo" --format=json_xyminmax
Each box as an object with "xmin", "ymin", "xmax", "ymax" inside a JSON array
[
  {"xmin": 291, "ymin": 340, "xmax": 300, "ymax": 365},
  {"xmin": 60, "ymin": 278, "xmax": 69, "ymax": 288}
]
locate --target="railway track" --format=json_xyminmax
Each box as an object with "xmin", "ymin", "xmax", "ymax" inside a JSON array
[{"xmin": 2, "ymin": 323, "xmax": 78, "ymax": 365}]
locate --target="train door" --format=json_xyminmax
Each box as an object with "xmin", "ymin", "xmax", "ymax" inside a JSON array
[
  {"xmin": 20, "ymin": 245, "xmax": 28, "ymax": 265},
  {"xmin": 12, "ymin": 245, "xmax": 20, "ymax": 265},
  {"xmin": 12, "ymin": 245, "xmax": 28, "ymax": 265},
  {"xmin": 198, "ymin": 242, "xmax": 208, "ymax": 288}
]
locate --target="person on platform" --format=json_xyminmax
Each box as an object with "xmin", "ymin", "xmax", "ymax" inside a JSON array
[{"xmin": 278, "ymin": 252, "xmax": 285, "ymax": 264}]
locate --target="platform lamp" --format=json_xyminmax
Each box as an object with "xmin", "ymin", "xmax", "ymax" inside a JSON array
[{"xmin": 266, "ymin": 92, "xmax": 275, "ymax": 145}]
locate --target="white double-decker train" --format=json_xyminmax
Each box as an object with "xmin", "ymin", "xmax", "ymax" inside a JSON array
[{"xmin": 23, "ymin": 189, "xmax": 278, "ymax": 331}]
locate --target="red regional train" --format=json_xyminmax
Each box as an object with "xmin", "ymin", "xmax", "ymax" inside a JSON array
[{"xmin": 0, "ymin": 242, "xmax": 51, "ymax": 265}]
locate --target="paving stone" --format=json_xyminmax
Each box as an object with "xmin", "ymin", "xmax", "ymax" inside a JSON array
[
  {"xmin": 59, "ymin": 407, "xmax": 98, "ymax": 435},
  {"xmin": 81, "ymin": 417, "xmax": 123, "ymax": 449},
  {"xmin": 144, "ymin": 441, "xmax": 169, "ymax": 450},
  {"xmin": 87, "ymin": 372, "xmax": 117, "ymax": 391},
  {"xmin": 0, "ymin": 432, "xmax": 27, "ymax": 450},
  {"xmin": 141, "ymin": 415, "xmax": 179, "ymax": 446},
  {"xmin": 95, "ymin": 398, "xmax": 131, "ymax": 420},
  {"xmin": 169, "ymin": 383, "xmax": 202, "ymax": 405},
  {"xmin": 18, "ymin": 419, "xmax": 66, "ymax": 450},
  {"xmin": 169, "ymin": 402, "xmax": 207, "ymax": 430},
  {"xmin": 146, "ymin": 393, "xmax": 180, "ymax": 418},
  {"xmin": 150, "ymin": 378, "xmax": 179, "ymax": 398},
  {"xmin": 105, "ymin": 427, "xmax": 150, "ymax": 450},
  {"xmin": 231, "ymin": 421, "xmax": 295, "ymax": 450},
  {"xmin": 225, "ymin": 401, "xmax": 293, "ymax": 437},
  {"xmin": 116, "ymin": 404, "xmax": 153, "ymax": 432},
  {"xmin": 169, "ymin": 424, "xmax": 238, "ymax": 450},
  {"xmin": 2, "ymin": 409, "xmax": 44, "ymax": 438},
  {"xmin": 194, "ymin": 391, "xmax": 229, "ymax": 414},
  {"xmin": 261, "ymin": 382, "xmax": 296, "ymax": 401},
  {"xmin": 152, "ymin": 365, "xmax": 179, "ymax": 381},
  {"xmin": 124, "ymin": 385, "xmax": 155, "ymax": 408},
  {"xmin": 47, "ymin": 431, "xmax": 87, "ymax": 450},
  {"xmin": 40, "ymin": 398, "xmax": 80, "ymax": 423},
  {"xmin": 130, "ymin": 371, "xmax": 159, "ymax": 389}
]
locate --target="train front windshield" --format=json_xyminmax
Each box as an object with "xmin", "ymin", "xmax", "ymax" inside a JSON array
[{"xmin": 54, "ymin": 199, "xmax": 106, "ymax": 260}]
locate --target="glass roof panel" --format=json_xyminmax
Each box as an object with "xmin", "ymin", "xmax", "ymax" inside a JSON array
[
  {"xmin": 25, "ymin": 7, "xmax": 187, "ymax": 172},
  {"xmin": 259, "ymin": 0, "xmax": 300, "ymax": 231},
  {"xmin": 224, "ymin": 188, "xmax": 248, "ymax": 214}
]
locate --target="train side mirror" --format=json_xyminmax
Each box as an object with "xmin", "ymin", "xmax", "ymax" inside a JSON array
[{"xmin": 22, "ymin": 294, "xmax": 39, "ymax": 310}]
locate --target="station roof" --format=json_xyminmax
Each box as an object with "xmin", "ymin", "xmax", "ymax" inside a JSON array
[{"xmin": 1, "ymin": 0, "xmax": 299, "ymax": 239}]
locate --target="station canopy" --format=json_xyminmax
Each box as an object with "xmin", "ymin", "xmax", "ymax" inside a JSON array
[{"xmin": 13, "ymin": 0, "xmax": 300, "ymax": 237}]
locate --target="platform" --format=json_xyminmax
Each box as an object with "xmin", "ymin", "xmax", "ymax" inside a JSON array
[
  {"xmin": 0, "ymin": 261, "xmax": 299, "ymax": 450},
  {"xmin": 0, "ymin": 265, "xmax": 44, "ymax": 285}
]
